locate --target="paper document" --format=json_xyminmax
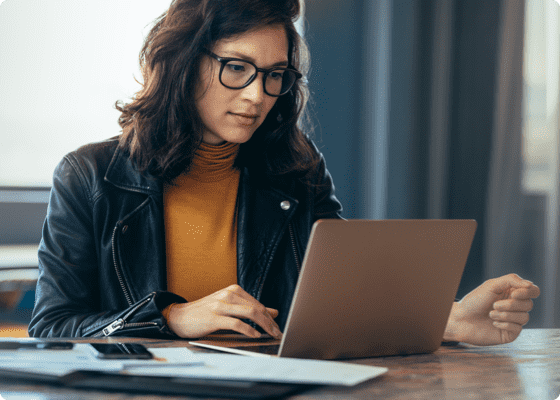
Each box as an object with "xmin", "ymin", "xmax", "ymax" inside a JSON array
[
  {"xmin": 0, "ymin": 342, "xmax": 387, "ymax": 386},
  {"xmin": 0, "ymin": 344, "xmax": 199, "ymax": 376},
  {"xmin": 133, "ymin": 350, "xmax": 388, "ymax": 386}
]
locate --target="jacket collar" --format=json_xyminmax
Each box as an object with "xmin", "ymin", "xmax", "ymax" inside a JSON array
[{"xmin": 104, "ymin": 145, "xmax": 163, "ymax": 195}]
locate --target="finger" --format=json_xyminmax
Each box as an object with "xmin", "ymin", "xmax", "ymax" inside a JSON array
[
  {"xmin": 221, "ymin": 286, "xmax": 280, "ymax": 324},
  {"xmin": 227, "ymin": 297, "xmax": 281, "ymax": 333},
  {"xmin": 489, "ymin": 310, "xmax": 530, "ymax": 326},
  {"xmin": 510, "ymin": 286, "xmax": 540, "ymax": 300},
  {"xmin": 222, "ymin": 284, "xmax": 264, "ymax": 304},
  {"xmin": 487, "ymin": 273, "xmax": 535, "ymax": 295},
  {"xmin": 219, "ymin": 303, "xmax": 282, "ymax": 338},
  {"xmin": 491, "ymin": 321, "xmax": 522, "ymax": 343},
  {"xmin": 218, "ymin": 286, "xmax": 280, "ymax": 329},
  {"xmin": 494, "ymin": 298, "xmax": 533, "ymax": 312},
  {"xmin": 217, "ymin": 286, "xmax": 283, "ymax": 338},
  {"xmin": 266, "ymin": 308, "xmax": 279, "ymax": 318},
  {"xmin": 219, "ymin": 316, "xmax": 262, "ymax": 338}
]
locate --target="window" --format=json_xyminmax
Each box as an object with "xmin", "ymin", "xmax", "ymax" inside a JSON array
[
  {"xmin": 0, "ymin": 0, "xmax": 172, "ymax": 187},
  {"xmin": 522, "ymin": 0, "xmax": 560, "ymax": 194},
  {"xmin": 522, "ymin": 0, "xmax": 560, "ymax": 327}
]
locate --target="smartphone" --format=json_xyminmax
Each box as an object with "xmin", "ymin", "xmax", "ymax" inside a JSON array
[{"xmin": 88, "ymin": 343, "xmax": 153, "ymax": 359}]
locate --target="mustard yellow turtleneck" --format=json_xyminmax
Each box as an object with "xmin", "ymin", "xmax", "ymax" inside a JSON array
[{"xmin": 163, "ymin": 141, "xmax": 240, "ymax": 308}]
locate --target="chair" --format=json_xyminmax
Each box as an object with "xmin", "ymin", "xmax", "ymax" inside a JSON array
[{"xmin": 0, "ymin": 244, "xmax": 39, "ymax": 337}]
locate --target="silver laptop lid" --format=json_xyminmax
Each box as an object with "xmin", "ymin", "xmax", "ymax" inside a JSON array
[{"xmin": 279, "ymin": 219, "xmax": 477, "ymax": 359}]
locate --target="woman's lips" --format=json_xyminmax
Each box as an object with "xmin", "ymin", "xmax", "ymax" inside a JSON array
[{"xmin": 230, "ymin": 112, "xmax": 259, "ymax": 126}]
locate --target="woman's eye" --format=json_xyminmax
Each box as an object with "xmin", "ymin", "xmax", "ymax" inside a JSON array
[
  {"xmin": 269, "ymin": 71, "xmax": 284, "ymax": 80},
  {"xmin": 226, "ymin": 63, "xmax": 246, "ymax": 73}
]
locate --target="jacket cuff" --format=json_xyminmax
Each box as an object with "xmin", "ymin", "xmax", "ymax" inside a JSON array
[
  {"xmin": 153, "ymin": 291, "xmax": 187, "ymax": 312},
  {"xmin": 86, "ymin": 291, "xmax": 187, "ymax": 339}
]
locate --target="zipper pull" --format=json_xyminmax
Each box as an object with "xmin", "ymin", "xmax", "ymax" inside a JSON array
[{"xmin": 102, "ymin": 318, "xmax": 124, "ymax": 336}]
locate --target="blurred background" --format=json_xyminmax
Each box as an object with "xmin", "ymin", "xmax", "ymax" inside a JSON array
[{"xmin": 0, "ymin": 0, "xmax": 559, "ymax": 334}]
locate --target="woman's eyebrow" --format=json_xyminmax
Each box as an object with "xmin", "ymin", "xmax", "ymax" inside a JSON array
[{"xmin": 220, "ymin": 50, "xmax": 289, "ymax": 67}]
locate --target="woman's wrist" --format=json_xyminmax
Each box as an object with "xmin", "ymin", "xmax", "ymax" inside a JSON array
[
  {"xmin": 162, "ymin": 303, "xmax": 178, "ymax": 322},
  {"xmin": 165, "ymin": 302, "xmax": 186, "ymax": 337},
  {"xmin": 442, "ymin": 302, "xmax": 461, "ymax": 342}
]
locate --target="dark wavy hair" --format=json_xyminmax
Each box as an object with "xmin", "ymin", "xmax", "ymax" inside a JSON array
[{"xmin": 116, "ymin": 0, "xmax": 318, "ymax": 184}]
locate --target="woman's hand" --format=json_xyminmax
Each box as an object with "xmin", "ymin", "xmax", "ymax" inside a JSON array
[
  {"xmin": 166, "ymin": 284, "xmax": 283, "ymax": 339},
  {"xmin": 443, "ymin": 274, "xmax": 540, "ymax": 345}
]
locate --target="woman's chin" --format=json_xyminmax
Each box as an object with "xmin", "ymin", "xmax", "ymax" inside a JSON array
[{"xmin": 202, "ymin": 129, "xmax": 256, "ymax": 145}]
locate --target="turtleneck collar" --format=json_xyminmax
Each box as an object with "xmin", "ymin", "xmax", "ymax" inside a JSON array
[{"xmin": 187, "ymin": 141, "xmax": 240, "ymax": 182}]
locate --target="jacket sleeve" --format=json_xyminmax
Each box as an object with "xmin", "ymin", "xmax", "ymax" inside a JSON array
[{"xmin": 28, "ymin": 156, "xmax": 185, "ymax": 339}]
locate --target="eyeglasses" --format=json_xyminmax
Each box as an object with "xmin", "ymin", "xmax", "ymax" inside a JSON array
[{"xmin": 204, "ymin": 50, "xmax": 302, "ymax": 97}]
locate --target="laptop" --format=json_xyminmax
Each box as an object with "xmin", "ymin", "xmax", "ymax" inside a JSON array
[{"xmin": 190, "ymin": 219, "xmax": 477, "ymax": 359}]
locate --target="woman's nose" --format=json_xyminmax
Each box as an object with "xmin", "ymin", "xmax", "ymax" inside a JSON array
[{"xmin": 241, "ymin": 73, "xmax": 265, "ymax": 103}]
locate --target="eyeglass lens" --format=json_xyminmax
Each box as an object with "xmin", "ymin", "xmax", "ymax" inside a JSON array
[{"xmin": 221, "ymin": 60, "xmax": 297, "ymax": 96}]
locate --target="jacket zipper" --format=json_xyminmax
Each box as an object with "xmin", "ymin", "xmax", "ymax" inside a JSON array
[
  {"xmin": 288, "ymin": 222, "xmax": 301, "ymax": 273},
  {"xmin": 94, "ymin": 225, "xmax": 157, "ymax": 337},
  {"xmin": 112, "ymin": 224, "xmax": 133, "ymax": 306},
  {"xmin": 93, "ymin": 295, "xmax": 157, "ymax": 337},
  {"xmin": 255, "ymin": 222, "xmax": 301, "ymax": 301}
]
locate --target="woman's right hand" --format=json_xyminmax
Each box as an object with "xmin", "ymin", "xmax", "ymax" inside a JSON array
[{"xmin": 166, "ymin": 284, "xmax": 282, "ymax": 339}]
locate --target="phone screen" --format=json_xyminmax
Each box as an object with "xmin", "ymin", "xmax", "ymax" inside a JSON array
[{"xmin": 89, "ymin": 343, "xmax": 153, "ymax": 359}]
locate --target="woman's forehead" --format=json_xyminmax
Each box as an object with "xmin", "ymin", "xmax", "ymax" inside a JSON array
[{"xmin": 212, "ymin": 24, "xmax": 289, "ymax": 63}]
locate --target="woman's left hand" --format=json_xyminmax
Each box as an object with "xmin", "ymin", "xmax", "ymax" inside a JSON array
[{"xmin": 443, "ymin": 273, "xmax": 540, "ymax": 345}]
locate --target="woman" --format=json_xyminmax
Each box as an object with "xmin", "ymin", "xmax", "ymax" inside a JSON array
[{"xmin": 28, "ymin": 0, "xmax": 539, "ymax": 345}]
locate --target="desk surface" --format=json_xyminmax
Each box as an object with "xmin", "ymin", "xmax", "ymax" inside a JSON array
[{"xmin": 0, "ymin": 328, "xmax": 558, "ymax": 399}]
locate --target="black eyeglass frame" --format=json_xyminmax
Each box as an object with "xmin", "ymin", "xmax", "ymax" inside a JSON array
[{"xmin": 204, "ymin": 50, "xmax": 303, "ymax": 97}]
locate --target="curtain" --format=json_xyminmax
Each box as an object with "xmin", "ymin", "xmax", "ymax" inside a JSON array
[
  {"xmin": 381, "ymin": 0, "xmax": 548, "ymax": 327},
  {"xmin": 305, "ymin": 0, "xmax": 551, "ymax": 326}
]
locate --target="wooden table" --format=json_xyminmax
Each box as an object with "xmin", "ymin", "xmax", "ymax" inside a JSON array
[{"xmin": 0, "ymin": 329, "xmax": 558, "ymax": 399}]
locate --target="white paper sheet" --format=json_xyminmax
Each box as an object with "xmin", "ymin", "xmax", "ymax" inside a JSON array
[
  {"xmin": 0, "ymin": 344, "xmax": 125, "ymax": 375},
  {"xmin": 137, "ymin": 349, "xmax": 388, "ymax": 386},
  {"xmin": 0, "ymin": 343, "xmax": 388, "ymax": 386}
]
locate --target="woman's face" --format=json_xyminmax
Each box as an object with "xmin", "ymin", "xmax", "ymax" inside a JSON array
[{"xmin": 195, "ymin": 24, "xmax": 289, "ymax": 145}]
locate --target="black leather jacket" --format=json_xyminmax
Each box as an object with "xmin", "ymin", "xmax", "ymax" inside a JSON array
[{"xmin": 28, "ymin": 138, "xmax": 343, "ymax": 338}]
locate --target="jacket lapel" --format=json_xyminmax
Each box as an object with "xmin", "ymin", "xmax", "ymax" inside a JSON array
[
  {"xmin": 104, "ymin": 146, "xmax": 167, "ymax": 300},
  {"xmin": 237, "ymin": 167, "xmax": 299, "ymax": 300}
]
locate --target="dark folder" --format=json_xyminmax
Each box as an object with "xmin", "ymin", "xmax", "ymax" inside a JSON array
[{"xmin": 0, "ymin": 368, "xmax": 316, "ymax": 399}]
